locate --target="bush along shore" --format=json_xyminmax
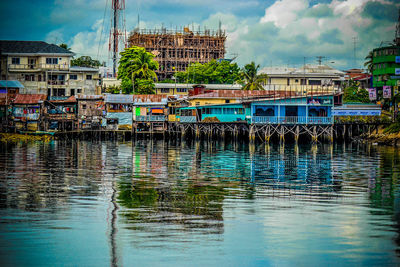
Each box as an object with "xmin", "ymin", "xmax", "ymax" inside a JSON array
[
  {"xmin": 363, "ymin": 121, "xmax": 400, "ymax": 146},
  {"xmin": 0, "ymin": 133, "xmax": 54, "ymax": 143}
]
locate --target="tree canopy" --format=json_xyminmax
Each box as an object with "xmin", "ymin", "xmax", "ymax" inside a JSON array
[
  {"xmin": 173, "ymin": 60, "xmax": 241, "ymax": 84},
  {"xmin": 118, "ymin": 46, "xmax": 159, "ymax": 94},
  {"xmin": 58, "ymin": 43, "xmax": 71, "ymax": 51},
  {"xmin": 343, "ymin": 79, "xmax": 370, "ymax": 103},
  {"xmin": 71, "ymin": 56, "xmax": 101, "ymax": 68},
  {"xmin": 240, "ymin": 62, "xmax": 268, "ymax": 91}
]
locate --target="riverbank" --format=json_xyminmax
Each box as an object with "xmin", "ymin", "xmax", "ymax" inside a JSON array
[
  {"xmin": 0, "ymin": 133, "xmax": 54, "ymax": 143},
  {"xmin": 364, "ymin": 123, "xmax": 400, "ymax": 146}
]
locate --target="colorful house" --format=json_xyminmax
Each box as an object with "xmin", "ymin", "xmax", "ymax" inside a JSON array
[
  {"xmin": 133, "ymin": 95, "xmax": 168, "ymax": 133},
  {"xmin": 249, "ymin": 95, "xmax": 334, "ymax": 125},
  {"xmin": 104, "ymin": 94, "xmax": 133, "ymax": 130},
  {"xmin": 44, "ymin": 96, "xmax": 77, "ymax": 131},
  {"xmin": 0, "ymin": 80, "xmax": 23, "ymax": 131},
  {"xmin": 179, "ymin": 103, "xmax": 249, "ymax": 123},
  {"xmin": 11, "ymin": 94, "xmax": 46, "ymax": 131}
]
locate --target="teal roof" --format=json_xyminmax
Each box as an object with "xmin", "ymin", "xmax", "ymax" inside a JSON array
[{"xmin": 0, "ymin": 80, "xmax": 24, "ymax": 88}]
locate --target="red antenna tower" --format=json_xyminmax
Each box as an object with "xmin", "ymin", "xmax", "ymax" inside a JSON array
[{"xmin": 109, "ymin": 0, "xmax": 127, "ymax": 78}]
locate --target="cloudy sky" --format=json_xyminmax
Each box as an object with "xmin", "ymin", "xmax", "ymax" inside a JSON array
[{"xmin": 0, "ymin": 0, "xmax": 399, "ymax": 70}]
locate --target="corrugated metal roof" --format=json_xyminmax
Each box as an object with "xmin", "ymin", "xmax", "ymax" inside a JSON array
[
  {"xmin": 76, "ymin": 94, "xmax": 103, "ymax": 100},
  {"xmin": 189, "ymin": 90, "xmax": 274, "ymax": 99},
  {"xmin": 154, "ymin": 83, "xmax": 242, "ymax": 90},
  {"xmin": 133, "ymin": 95, "xmax": 168, "ymax": 105},
  {"xmin": 0, "ymin": 80, "xmax": 25, "ymax": 88},
  {"xmin": 13, "ymin": 94, "xmax": 46, "ymax": 104},
  {"xmin": 49, "ymin": 96, "xmax": 76, "ymax": 103},
  {"xmin": 105, "ymin": 94, "xmax": 133, "ymax": 103}
]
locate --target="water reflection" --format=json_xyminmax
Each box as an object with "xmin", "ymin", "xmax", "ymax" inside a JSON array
[{"xmin": 0, "ymin": 140, "xmax": 400, "ymax": 265}]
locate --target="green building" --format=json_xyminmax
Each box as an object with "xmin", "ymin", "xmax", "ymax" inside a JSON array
[{"xmin": 372, "ymin": 45, "xmax": 400, "ymax": 88}]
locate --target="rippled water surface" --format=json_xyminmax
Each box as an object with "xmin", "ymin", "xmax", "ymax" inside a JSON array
[{"xmin": 0, "ymin": 140, "xmax": 400, "ymax": 266}]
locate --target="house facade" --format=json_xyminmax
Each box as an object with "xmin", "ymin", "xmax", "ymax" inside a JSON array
[{"xmin": 0, "ymin": 41, "xmax": 100, "ymax": 96}]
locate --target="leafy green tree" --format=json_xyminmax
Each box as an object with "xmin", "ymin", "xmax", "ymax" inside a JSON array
[
  {"xmin": 343, "ymin": 79, "xmax": 370, "ymax": 103},
  {"xmin": 105, "ymin": 85, "xmax": 120, "ymax": 94},
  {"xmin": 118, "ymin": 46, "xmax": 158, "ymax": 94},
  {"xmin": 240, "ymin": 62, "xmax": 268, "ymax": 91},
  {"xmin": 135, "ymin": 79, "xmax": 155, "ymax": 94},
  {"xmin": 71, "ymin": 56, "xmax": 101, "ymax": 68},
  {"xmin": 364, "ymin": 50, "xmax": 373, "ymax": 74},
  {"xmin": 58, "ymin": 43, "xmax": 71, "ymax": 51},
  {"xmin": 174, "ymin": 60, "xmax": 241, "ymax": 84}
]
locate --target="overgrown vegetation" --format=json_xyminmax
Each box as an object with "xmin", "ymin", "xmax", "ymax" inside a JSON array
[
  {"xmin": 343, "ymin": 79, "xmax": 370, "ymax": 103},
  {"xmin": 71, "ymin": 56, "xmax": 102, "ymax": 68},
  {"xmin": 174, "ymin": 59, "xmax": 241, "ymax": 84}
]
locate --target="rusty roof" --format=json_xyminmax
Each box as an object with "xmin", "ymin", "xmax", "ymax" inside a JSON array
[
  {"xmin": 188, "ymin": 90, "xmax": 275, "ymax": 99},
  {"xmin": 133, "ymin": 95, "xmax": 168, "ymax": 104},
  {"xmin": 76, "ymin": 94, "xmax": 103, "ymax": 100},
  {"xmin": 49, "ymin": 96, "xmax": 77, "ymax": 103},
  {"xmin": 13, "ymin": 94, "xmax": 47, "ymax": 104}
]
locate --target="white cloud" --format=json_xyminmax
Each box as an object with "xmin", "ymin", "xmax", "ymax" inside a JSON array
[{"xmin": 260, "ymin": 0, "xmax": 308, "ymax": 28}]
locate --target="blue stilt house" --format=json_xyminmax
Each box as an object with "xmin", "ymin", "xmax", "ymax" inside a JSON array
[{"xmin": 249, "ymin": 95, "xmax": 333, "ymax": 124}]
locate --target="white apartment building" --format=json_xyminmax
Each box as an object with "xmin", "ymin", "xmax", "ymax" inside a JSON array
[{"xmin": 0, "ymin": 40, "xmax": 100, "ymax": 96}]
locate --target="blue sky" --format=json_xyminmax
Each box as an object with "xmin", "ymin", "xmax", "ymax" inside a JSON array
[{"xmin": 0, "ymin": 0, "xmax": 399, "ymax": 70}]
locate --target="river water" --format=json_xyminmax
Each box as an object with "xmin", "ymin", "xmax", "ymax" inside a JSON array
[{"xmin": 0, "ymin": 140, "xmax": 399, "ymax": 266}]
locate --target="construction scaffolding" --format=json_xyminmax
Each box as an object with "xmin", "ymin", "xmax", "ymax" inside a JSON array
[{"xmin": 128, "ymin": 26, "xmax": 226, "ymax": 80}]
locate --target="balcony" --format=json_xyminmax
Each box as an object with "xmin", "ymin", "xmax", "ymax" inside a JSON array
[
  {"xmin": 8, "ymin": 63, "xmax": 69, "ymax": 71},
  {"xmin": 135, "ymin": 115, "xmax": 166, "ymax": 122},
  {"xmin": 48, "ymin": 80, "xmax": 66, "ymax": 86},
  {"xmin": 252, "ymin": 116, "xmax": 333, "ymax": 125}
]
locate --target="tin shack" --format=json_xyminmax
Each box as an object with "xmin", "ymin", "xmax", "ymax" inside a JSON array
[
  {"xmin": 12, "ymin": 94, "xmax": 46, "ymax": 131},
  {"xmin": 133, "ymin": 95, "xmax": 168, "ymax": 133},
  {"xmin": 104, "ymin": 94, "xmax": 133, "ymax": 130},
  {"xmin": 76, "ymin": 94, "xmax": 105, "ymax": 130},
  {"xmin": 44, "ymin": 96, "xmax": 77, "ymax": 131}
]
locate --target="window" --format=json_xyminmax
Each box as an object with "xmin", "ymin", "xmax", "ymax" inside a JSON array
[
  {"xmin": 225, "ymin": 100, "xmax": 230, "ymax": 103},
  {"xmin": 53, "ymin": 88, "xmax": 65, "ymax": 96},
  {"xmin": 300, "ymin": 79, "xmax": 307, "ymax": 85},
  {"xmin": 287, "ymin": 78, "xmax": 290, "ymax": 85},
  {"xmin": 70, "ymin": 89, "xmax": 75, "ymax": 96},
  {"xmin": 46, "ymin": 58, "xmax": 58, "ymax": 64},
  {"xmin": 11, "ymin": 58, "xmax": 20, "ymax": 64},
  {"xmin": 82, "ymin": 104, "xmax": 87, "ymax": 109},
  {"xmin": 25, "ymin": 74, "xmax": 35, "ymax": 81},
  {"xmin": 70, "ymin": 74, "xmax": 77, "ymax": 80},
  {"xmin": 38, "ymin": 75, "xmax": 42, "ymax": 81},
  {"xmin": 177, "ymin": 88, "xmax": 187, "ymax": 93},
  {"xmin": 77, "ymin": 89, "xmax": 82, "ymax": 93},
  {"xmin": 86, "ymin": 75, "xmax": 92, "ymax": 80},
  {"xmin": 308, "ymin": 80, "xmax": 321, "ymax": 85},
  {"xmin": 161, "ymin": 88, "xmax": 170, "ymax": 93},
  {"xmin": 295, "ymin": 79, "xmax": 299, "ymax": 83}
]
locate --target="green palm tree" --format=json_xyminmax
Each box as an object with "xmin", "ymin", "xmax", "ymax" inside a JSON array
[
  {"xmin": 364, "ymin": 50, "xmax": 373, "ymax": 74},
  {"xmin": 240, "ymin": 62, "xmax": 268, "ymax": 90},
  {"xmin": 118, "ymin": 47, "xmax": 159, "ymax": 94}
]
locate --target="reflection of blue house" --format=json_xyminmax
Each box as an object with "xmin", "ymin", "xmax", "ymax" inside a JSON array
[{"xmin": 250, "ymin": 95, "xmax": 333, "ymax": 124}]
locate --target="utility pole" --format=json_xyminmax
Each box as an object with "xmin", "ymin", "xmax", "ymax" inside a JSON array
[
  {"xmin": 352, "ymin": 36, "xmax": 358, "ymax": 68},
  {"xmin": 316, "ymin": 56, "xmax": 325, "ymax": 66}
]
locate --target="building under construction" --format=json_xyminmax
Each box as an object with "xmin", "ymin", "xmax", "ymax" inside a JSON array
[{"xmin": 128, "ymin": 26, "xmax": 226, "ymax": 80}]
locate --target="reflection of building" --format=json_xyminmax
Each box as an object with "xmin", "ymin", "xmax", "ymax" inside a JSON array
[
  {"xmin": 0, "ymin": 40, "xmax": 101, "ymax": 96},
  {"xmin": 128, "ymin": 27, "xmax": 226, "ymax": 80}
]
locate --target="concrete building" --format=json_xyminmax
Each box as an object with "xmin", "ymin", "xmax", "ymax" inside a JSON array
[
  {"xmin": 0, "ymin": 41, "xmax": 101, "ymax": 96},
  {"xmin": 259, "ymin": 64, "xmax": 345, "ymax": 94},
  {"xmin": 128, "ymin": 27, "xmax": 226, "ymax": 80}
]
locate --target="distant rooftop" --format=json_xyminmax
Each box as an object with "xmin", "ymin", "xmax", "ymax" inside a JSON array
[
  {"xmin": 0, "ymin": 40, "xmax": 74, "ymax": 55},
  {"xmin": 260, "ymin": 64, "xmax": 345, "ymax": 76}
]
